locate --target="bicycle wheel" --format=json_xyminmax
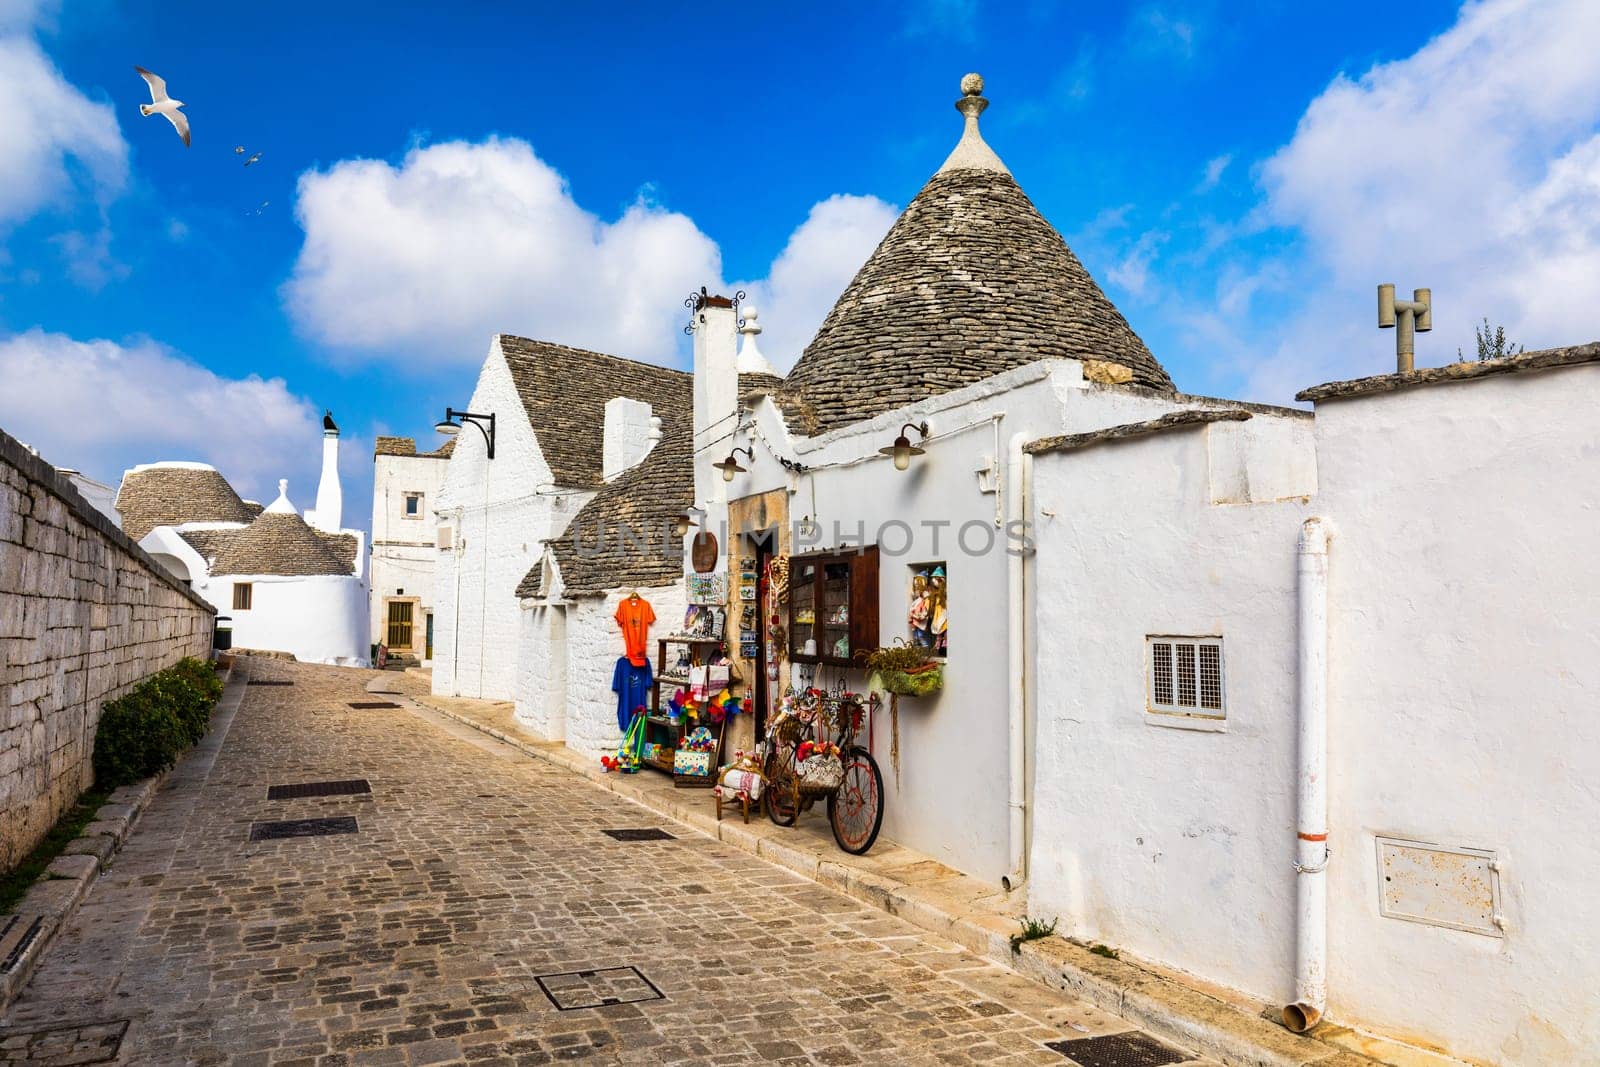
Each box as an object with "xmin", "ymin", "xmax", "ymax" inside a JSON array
[
  {"xmin": 764, "ymin": 748, "xmax": 799, "ymax": 826},
  {"xmin": 828, "ymin": 745, "xmax": 884, "ymax": 854}
]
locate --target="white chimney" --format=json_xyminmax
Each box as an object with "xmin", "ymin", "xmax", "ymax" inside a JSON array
[
  {"xmin": 692, "ymin": 291, "xmax": 740, "ymax": 456},
  {"xmin": 602, "ymin": 397, "xmax": 660, "ymax": 481},
  {"xmin": 311, "ymin": 410, "xmax": 342, "ymax": 532}
]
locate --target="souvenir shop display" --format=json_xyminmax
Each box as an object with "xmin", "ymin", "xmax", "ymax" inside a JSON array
[
  {"xmin": 857, "ymin": 641, "xmax": 944, "ymax": 787},
  {"xmin": 641, "ymin": 633, "xmax": 735, "ymax": 778},
  {"xmin": 687, "ymin": 572, "xmax": 727, "ymax": 605},
  {"xmin": 601, "ymin": 712, "xmax": 647, "ymax": 774},
  {"xmin": 600, "ymin": 591, "xmax": 657, "ymax": 772},
  {"xmin": 683, "ymin": 604, "xmax": 725, "ymax": 640},
  {"xmin": 761, "ymin": 684, "xmax": 885, "ymax": 855},
  {"xmin": 787, "ymin": 548, "xmax": 879, "ymax": 667},
  {"xmin": 908, "ymin": 563, "xmax": 949, "ymax": 655},
  {"xmin": 713, "ymin": 750, "xmax": 766, "ymax": 824},
  {"xmin": 673, "ymin": 723, "xmax": 721, "ymax": 786}
]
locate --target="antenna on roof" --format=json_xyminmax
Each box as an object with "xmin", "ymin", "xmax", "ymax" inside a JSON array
[{"xmin": 1378, "ymin": 284, "xmax": 1432, "ymax": 373}]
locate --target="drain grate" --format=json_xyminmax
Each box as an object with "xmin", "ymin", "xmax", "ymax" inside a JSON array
[
  {"xmin": 0, "ymin": 1019, "xmax": 128, "ymax": 1064},
  {"xmin": 249, "ymin": 816, "xmax": 359, "ymax": 841},
  {"xmin": 1045, "ymin": 1031, "xmax": 1190, "ymax": 1067},
  {"xmin": 0, "ymin": 915, "xmax": 43, "ymax": 973},
  {"xmin": 266, "ymin": 779, "xmax": 371, "ymax": 800},
  {"xmin": 601, "ymin": 828, "xmax": 676, "ymax": 841},
  {"xmin": 248, "ymin": 679, "xmax": 294, "ymax": 686},
  {"xmin": 534, "ymin": 966, "xmax": 664, "ymax": 1011},
  {"xmin": 348, "ymin": 701, "xmax": 401, "ymax": 709}
]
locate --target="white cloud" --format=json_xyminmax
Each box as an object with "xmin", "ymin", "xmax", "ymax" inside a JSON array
[
  {"xmin": 738, "ymin": 194, "xmax": 898, "ymax": 369},
  {"xmin": 1196, "ymin": 153, "xmax": 1231, "ymax": 193},
  {"xmin": 0, "ymin": 330, "xmax": 323, "ymax": 502},
  {"xmin": 284, "ymin": 137, "xmax": 897, "ymax": 373},
  {"xmin": 0, "ymin": 34, "xmax": 126, "ymax": 227},
  {"xmin": 284, "ymin": 137, "xmax": 722, "ymax": 366},
  {"xmin": 1242, "ymin": 0, "xmax": 1600, "ymax": 397}
]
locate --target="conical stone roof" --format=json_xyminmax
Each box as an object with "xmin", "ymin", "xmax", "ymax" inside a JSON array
[
  {"xmin": 115, "ymin": 462, "xmax": 256, "ymax": 541},
  {"xmin": 212, "ymin": 510, "xmax": 350, "ymax": 577},
  {"xmin": 784, "ymin": 75, "xmax": 1172, "ymax": 434}
]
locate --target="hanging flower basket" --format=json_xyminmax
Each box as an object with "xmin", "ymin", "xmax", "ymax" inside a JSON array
[{"xmin": 878, "ymin": 663, "xmax": 944, "ymax": 696}]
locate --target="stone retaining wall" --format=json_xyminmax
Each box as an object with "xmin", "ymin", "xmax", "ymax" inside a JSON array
[{"xmin": 1, "ymin": 428, "xmax": 215, "ymax": 871}]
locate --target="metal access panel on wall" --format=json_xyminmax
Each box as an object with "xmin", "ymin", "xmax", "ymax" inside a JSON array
[{"xmin": 1375, "ymin": 836, "xmax": 1504, "ymax": 937}]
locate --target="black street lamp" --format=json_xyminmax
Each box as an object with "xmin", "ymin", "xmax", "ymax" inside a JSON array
[{"xmin": 435, "ymin": 408, "xmax": 496, "ymax": 460}]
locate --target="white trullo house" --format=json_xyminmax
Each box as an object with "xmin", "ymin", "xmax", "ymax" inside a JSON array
[{"xmin": 116, "ymin": 412, "xmax": 368, "ymax": 665}]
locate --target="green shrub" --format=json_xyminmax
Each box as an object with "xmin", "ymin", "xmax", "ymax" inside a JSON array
[{"xmin": 92, "ymin": 657, "xmax": 224, "ymax": 789}]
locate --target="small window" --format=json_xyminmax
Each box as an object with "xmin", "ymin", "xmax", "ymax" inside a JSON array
[
  {"xmin": 403, "ymin": 492, "xmax": 424, "ymax": 518},
  {"xmin": 1147, "ymin": 636, "xmax": 1224, "ymax": 721},
  {"xmin": 233, "ymin": 582, "xmax": 253, "ymax": 610}
]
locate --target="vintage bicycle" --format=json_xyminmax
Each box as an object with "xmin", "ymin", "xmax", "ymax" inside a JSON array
[{"xmin": 762, "ymin": 686, "xmax": 885, "ymax": 855}]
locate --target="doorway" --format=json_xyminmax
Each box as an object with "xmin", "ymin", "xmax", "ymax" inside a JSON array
[
  {"xmin": 424, "ymin": 611, "xmax": 434, "ymax": 661},
  {"xmin": 746, "ymin": 527, "xmax": 780, "ymax": 737}
]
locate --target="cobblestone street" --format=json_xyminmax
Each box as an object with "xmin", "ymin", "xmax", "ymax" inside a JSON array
[{"xmin": 1, "ymin": 661, "xmax": 1213, "ymax": 1066}]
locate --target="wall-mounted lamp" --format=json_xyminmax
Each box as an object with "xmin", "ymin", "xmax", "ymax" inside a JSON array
[
  {"xmin": 672, "ymin": 507, "xmax": 706, "ymax": 538},
  {"xmin": 435, "ymin": 407, "xmax": 496, "ymax": 460},
  {"xmin": 714, "ymin": 446, "xmax": 754, "ymax": 482},
  {"xmin": 879, "ymin": 421, "xmax": 930, "ymax": 471}
]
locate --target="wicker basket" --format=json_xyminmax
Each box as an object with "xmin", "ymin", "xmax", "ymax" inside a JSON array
[{"xmin": 796, "ymin": 754, "xmax": 844, "ymax": 795}]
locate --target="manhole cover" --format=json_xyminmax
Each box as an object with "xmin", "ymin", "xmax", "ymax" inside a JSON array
[
  {"xmin": 249, "ymin": 816, "xmax": 359, "ymax": 841},
  {"xmin": 248, "ymin": 679, "xmax": 293, "ymax": 686},
  {"xmin": 267, "ymin": 779, "xmax": 371, "ymax": 800},
  {"xmin": 348, "ymin": 701, "xmax": 400, "ymax": 709},
  {"xmin": 601, "ymin": 828, "xmax": 676, "ymax": 841},
  {"xmin": 0, "ymin": 916, "xmax": 43, "ymax": 973},
  {"xmin": 0, "ymin": 1019, "xmax": 128, "ymax": 1064},
  {"xmin": 1045, "ymin": 1031, "xmax": 1189, "ymax": 1067},
  {"xmin": 534, "ymin": 966, "xmax": 664, "ymax": 1011}
]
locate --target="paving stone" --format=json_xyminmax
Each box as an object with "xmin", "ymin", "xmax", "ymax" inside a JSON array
[{"xmin": 0, "ymin": 661, "xmax": 1215, "ymax": 1066}]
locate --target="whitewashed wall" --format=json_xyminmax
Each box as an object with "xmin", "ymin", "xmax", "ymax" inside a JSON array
[
  {"xmin": 370, "ymin": 450, "xmax": 449, "ymax": 653},
  {"xmin": 515, "ymin": 599, "xmax": 566, "ymax": 740},
  {"xmin": 432, "ymin": 338, "xmax": 592, "ymax": 699},
  {"xmin": 726, "ymin": 360, "xmax": 1216, "ymax": 885},
  {"xmin": 555, "ymin": 584, "xmax": 688, "ymax": 761},
  {"xmin": 1027, "ymin": 415, "xmax": 1315, "ymax": 1002},
  {"xmin": 1314, "ymin": 365, "xmax": 1600, "ymax": 1066},
  {"xmin": 209, "ymin": 572, "xmax": 367, "ymax": 666}
]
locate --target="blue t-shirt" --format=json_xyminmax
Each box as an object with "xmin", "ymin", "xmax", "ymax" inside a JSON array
[{"xmin": 612, "ymin": 656, "xmax": 654, "ymax": 732}]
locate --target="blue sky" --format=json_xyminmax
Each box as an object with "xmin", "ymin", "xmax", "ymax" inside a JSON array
[{"xmin": 3, "ymin": 0, "xmax": 1598, "ymax": 532}]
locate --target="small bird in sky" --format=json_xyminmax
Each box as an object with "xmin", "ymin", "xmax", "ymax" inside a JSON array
[
  {"xmin": 135, "ymin": 67, "xmax": 189, "ymax": 146},
  {"xmin": 243, "ymin": 151, "xmax": 262, "ymax": 167},
  {"xmin": 247, "ymin": 200, "xmax": 269, "ymax": 216}
]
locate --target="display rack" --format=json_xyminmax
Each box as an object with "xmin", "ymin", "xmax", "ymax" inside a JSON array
[{"xmin": 643, "ymin": 636, "xmax": 724, "ymax": 775}]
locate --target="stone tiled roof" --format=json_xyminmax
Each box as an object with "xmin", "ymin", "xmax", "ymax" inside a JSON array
[
  {"xmin": 521, "ymin": 422, "xmax": 693, "ymax": 599},
  {"xmin": 374, "ymin": 436, "xmax": 416, "ymax": 457},
  {"xmin": 115, "ymin": 464, "xmax": 256, "ymax": 541},
  {"xmin": 739, "ymin": 373, "xmax": 819, "ymax": 435},
  {"xmin": 176, "ymin": 527, "xmax": 241, "ymax": 565},
  {"xmin": 1025, "ymin": 409, "xmax": 1250, "ymax": 457},
  {"xmin": 499, "ymin": 336, "xmax": 691, "ymax": 488},
  {"xmin": 375, "ymin": 436, "xmax": 455, "ymax": 459},
  {"xmin": 782, "ymin": 167, "xmax": 1172, "ymax": 435},
  {"xmin": 1296, "ymin": 341, "xmax": 1600, "ymax": 403},
  {"xmin": 211, "ymin": 512, "xmax": 353, "ymax": 577}
]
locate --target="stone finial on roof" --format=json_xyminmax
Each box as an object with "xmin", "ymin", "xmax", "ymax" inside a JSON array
[
  {"xmin": 938, "ymin": 72, "xmax": 1009, "ymax": 176},
  {"xmin": 265, "ymin": 478, "xmax": 296, "ymax": 514},
  {"xmin": 735, "ymin": 304, "xmax": 778, "ymax": 376}
]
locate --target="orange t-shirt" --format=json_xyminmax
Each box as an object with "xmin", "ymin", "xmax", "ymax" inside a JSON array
[{"xmin": 615, "ymin": 596, "xmax": 655, "ymax": 667}]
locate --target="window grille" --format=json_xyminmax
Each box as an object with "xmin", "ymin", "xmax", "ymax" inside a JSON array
[{"xmin": 1147, "ymin": 636, "xmax": 1224, "ymax": 719}]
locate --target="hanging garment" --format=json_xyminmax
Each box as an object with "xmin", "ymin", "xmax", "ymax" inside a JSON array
[
  {"xmin": 612, "ymin": 656, "xmax": 654, "ymax": 732},
  {"xmin": 615, "ymin": 595, "xmax": 655, "ymax": 667}
]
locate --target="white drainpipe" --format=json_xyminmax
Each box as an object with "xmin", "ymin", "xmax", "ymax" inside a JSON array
[
  {"xmin": 1286, "ymin": 516, "xmax": 1330, "ymax": 1032},
  {"xmin": 1004, "ymin": 430, "xmax": 1030, "ymax": 892}
]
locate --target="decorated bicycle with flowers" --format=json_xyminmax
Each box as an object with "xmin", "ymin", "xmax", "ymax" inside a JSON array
[{"xmin": 762, "ymin": 685, "xmax": 885, "ymax": 854}]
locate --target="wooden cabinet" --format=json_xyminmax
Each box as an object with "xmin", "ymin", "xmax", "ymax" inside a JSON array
[{"xmin": 788, "ymin": 547, "xmax": 879, "ymax": 667}]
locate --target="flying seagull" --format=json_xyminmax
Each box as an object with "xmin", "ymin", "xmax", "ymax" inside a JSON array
[
  {"xmin": 243, "ymin": 151, "xmax": 262, "ymax": 167},
  {"xmin": 135, "ymin": 67, "xmax": 189, "ymax": 146}
]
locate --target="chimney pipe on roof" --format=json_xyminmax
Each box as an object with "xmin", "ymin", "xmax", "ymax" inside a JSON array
[{"xmin": 1378, "ymin": 284, "xmax": 1432, "ymax": 373}]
